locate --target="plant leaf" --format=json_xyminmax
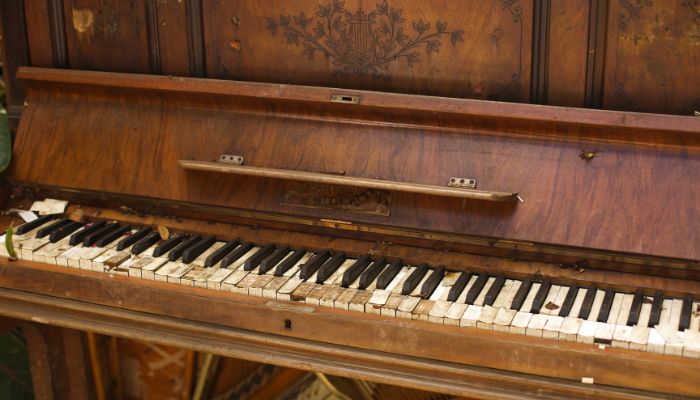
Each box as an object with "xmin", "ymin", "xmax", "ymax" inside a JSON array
[
  {"xmin": 0, "ymin": 104, "xmax": 10, "ymax": 173},
  {"xmin": 5, "ymin": 223, "xmax": 16, "ymax": 259}
]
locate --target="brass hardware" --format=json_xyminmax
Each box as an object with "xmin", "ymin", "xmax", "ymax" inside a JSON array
[
  {"xmin": 218, "ymin": 154, "xmax": 244, "ymax": 165},
  {"xmin": 331, "ymin": 94, "xmax": 361, "ymax": 104},
  {"xmin": 448, "ymin": 177, "xmax": 477, "ymax": 189},
  {"xmin": 179, "ymin": 160, "xmax": 519, "ymax": 202}
]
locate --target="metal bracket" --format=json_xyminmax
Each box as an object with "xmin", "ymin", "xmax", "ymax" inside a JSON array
[
  {"xmin": 219, "ymin": 154, "xmax": 244, "ymax": 165},
  {"xmin": 448, "ymin": 177, "xmax": 477, "ymax": 189},
  {"xmin": 330, "ymin": 94, "xmax": 361, "ymax": 104}
]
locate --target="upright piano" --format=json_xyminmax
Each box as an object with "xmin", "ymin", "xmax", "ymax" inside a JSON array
[{"xmin": 1, "ymin": 1, "xmax": 699, "ymax": 398}]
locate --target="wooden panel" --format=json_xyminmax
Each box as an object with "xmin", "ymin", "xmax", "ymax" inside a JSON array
[
  {"xmin": 10, "ymin": 69, "xmax": 700, "ymax": 262},
  {"xmin": 603, "ymin": 0, "xmax": 700, "ymax": 115},
  {"xmin": 546, "ymin": 0, "xmax": 589, "ymax": 107},
  {"xmin": 202, "ymin": 0, "xmax": 533, "ymax": 102},
  {"xmin": 24, "ymin": 0, "xmax": 54, "ymax": 68},
  {"xmin": 155, "ymin": 0, "xmax": 190, "ymax": 76},
  {"xmin": 62, "ymin": 0, "xmax": 151, "ymax": 72}
]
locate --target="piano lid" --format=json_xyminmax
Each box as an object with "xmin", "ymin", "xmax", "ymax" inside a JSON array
[{"xmin": 9, "ymin": 67, "xmax": 700, "ymax": 266}]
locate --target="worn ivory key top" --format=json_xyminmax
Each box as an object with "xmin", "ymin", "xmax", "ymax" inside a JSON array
[
  {"xmin": 444, "ymin": 303, "xmax": 468, "ymax": 326},
  {"xmin": 396, "ymin": 296, "xmax": 421, "ymax": 319}
]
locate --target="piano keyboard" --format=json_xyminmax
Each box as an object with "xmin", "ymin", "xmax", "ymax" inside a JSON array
[{"xmin": 4, "ymin": 217, "xmax": 700, "ymax": 358}]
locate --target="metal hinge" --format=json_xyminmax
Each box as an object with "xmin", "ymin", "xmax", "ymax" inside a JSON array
[
  {"xmin": 219, "ymin": 154, "xmax": 244, "ymax": 165},
  {"xmin": 448, "ymin": 177, "xmax": 477, "ymax": 189}
]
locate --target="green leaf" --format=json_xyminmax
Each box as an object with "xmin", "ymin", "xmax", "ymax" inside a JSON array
[
  {"xmin": 5, "ymin": 223, "xmax": 16, "ymax": 259},
  {"xmin": 0, "ymin": 104, "xmax": 10, "ymax": 173}
]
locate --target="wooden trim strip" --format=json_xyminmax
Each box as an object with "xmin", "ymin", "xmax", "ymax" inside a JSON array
[
  {"xmin": 584, "ymin": 0, "xmax": 608, "ymax": 108},
  {"xmin": 144, "ymin": 0, "xmax": 162, "ymax": 74},
  {"xmin": 178, "ymin": 160, "xmax": 520, "ymax": 202},
  {"xmin": 185, "ymin": 0, "xmax": 205, "ymax": 77},
  {"xmin": 15, "ymin": 67, "xmax": 700, "ymax": 136},
  {"xmin": 531, "ymin": 0, "xmax": 551, "ymax": 104},
  {"xmin": 47, "ymin": 0, "xmax": 68, "ymax": 68}
]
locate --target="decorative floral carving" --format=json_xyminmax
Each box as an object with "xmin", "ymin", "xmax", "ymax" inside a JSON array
[
  {"xmin": 265, "ymin": 0, "xmax": 465, "ymax": 76},
  {"xmin": 618, "ymin": 0, "xmax": 653, "ymax": 30}
]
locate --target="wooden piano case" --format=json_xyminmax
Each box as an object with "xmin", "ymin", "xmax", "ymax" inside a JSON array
[{"xmin": 0, "ymin": 67, "xmax": 698, "ymax": 399}]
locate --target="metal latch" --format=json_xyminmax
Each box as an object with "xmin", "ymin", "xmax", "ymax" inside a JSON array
[
  {"xmin": 330, "ymin": 94, "xmax": 361, "ymax": 104},
  {"xmin": 219, "ymin": 154, "xmax": 244, "ymax": 165},
  {"xmin": 448, "ymin": 177, "xmax": 477, "ymax": 189}
]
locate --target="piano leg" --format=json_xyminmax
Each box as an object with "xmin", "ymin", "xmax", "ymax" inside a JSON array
[{"xmin": 0, "ymin": 318, "xmax": 93, "ymax": 400}]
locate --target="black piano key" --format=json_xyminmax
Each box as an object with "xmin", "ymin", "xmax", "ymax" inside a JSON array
[
  {"xmin": 273, "ymin": 249, "xmax": 305, "ymax": 276},
  {"xmin": 298, "ymin": 250, "xmax": 331, "ymax": 280},
  {"xmin": 16, "ymin": 215, "xmax": 54, "ymax": 235},
  {"xmin": 259, "ymin": 246, "xmax": 290, "ymax": 275},
  {"xmin": 484, "ymin": 275, "xmax": 506, "ymax": 306},
  {"xmin": 69, "ymin": 221, "xmax": 106, "ymax": 245},
  {"xmin": 316, "ymin": 254, "xmax": 347, "ymax": 283},
  {"xmin": 465, "ymin": 273, "xmax": 489, "ymax": 305},
  {"xmin": 358, "ymin": 258, "xmax": 387, "ymax": 289},
  {"xmin": 95, "ymin": 225, "xmax": 132, "ymax": 247},
  {"xmin": 376, "ymin": 261, "xmax": 402, "ymax": 290},
  {"xmin": 341, "ymin": 255, "xmax": 371, "ymax": 287},
  {"xmin": 83, "ymin": 222, "xmax": 120, "ymax": 246},
  {"xmin": 648, "ymin": 291, "xmax": 664, "ymax": 327},
  {"xmin": 597, "ymin": 288, "xmax": 616, "ymax": 322},
  {"xmin": 401, "ymin": 265, "xmax": 429, "ymax": 295},
  {"xmin": 220, "ymin": 242, "xmax": 253, "ymax": 268},
  {"xmin": 243, "ymin": 243, "xmax": 276, "ymax": 271},
  {"xmin": 117, "ymin": 227, "xmax": 152, "ymax": 251},
  {"xmin": 131, "ymin": 232, "xmax": 162, "ymax": 255},
  {"xmin": 419, "ymin": 267, "xmax": 445, "ymax": 299},
  {"xmin": 182, "ymin": 236, "xmax": 216, "ymax": 263},
  {"xmin": 679, "ymin": 294, "xmax": 694, "ymax": 331},
  {"xmin": 510, "ymin": 279, "xmax": 532, "ymax": 310},
  {"xmin": 577, "ymin": 286, "xmax": 598, "ymax": 319},
  {"xmin": 168, "ymin": 235, "xmax": 202, "ymax": 262},
  {"xmin": 627, "ymin": 291, "xmax": 644, "ymax": 326},
  {"xmin": 447, "ymin": 272, "xmax": 472, "ymax": 302},
  {"xmin": 558, "ymin": 285, "xmax": 579, "ymax": 317},
  {"xmin": 530, "ymin": 280, "xmax": 551, "ymax": 314},
  {"xmin": 204, "ymin": 240, "xmax": 239, "ymax": 268},
  {"xmin": 153, "ymin": 234, "xmax": 188, "ymax": 257},
  {"xmin": 35, "ymin": 219, "xmax": 71, "ymax": 238},
  {"xmin": 49, "ymin": 221, "xmax": 82, "ymax": 243}
]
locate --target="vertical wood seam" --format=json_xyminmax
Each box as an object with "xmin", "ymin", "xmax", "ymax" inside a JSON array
[
  {"xmin": 584, "ymin": 0, "xmax": 609, "ymax": 108},
  {"xmin": 531, "ymin": 0, "xmax": 551, "ymax": 104},
  {"xmin": 145, "ymin": 0, "xmax": 162, "ymax": 74},
  {"xmin": 185, "ymin": 0, "xmax": 206, "ymax": 77},
  {"xmin": 47, "ymin": 0, "xmax": 68, "ymax": 68}
]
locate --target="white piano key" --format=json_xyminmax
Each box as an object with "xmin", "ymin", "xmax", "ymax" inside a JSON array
[
  {"xmin": 92, "ymin": 249, "xmax": 119, "ymax": 272},
  {"xmin": 329, "ymin": 259, "xmax": 356, "ymax": 286},
  {"xmin": 510, "ymin": 311, "xmax": 532, "ymax": 335},
  {"xmin": 526, "ymin": 314, "xmax": 548, "ymax": 337},
  {"xmin": 587, "ymin": 290, "xmax": 605, "ymax": 321},
  {"xmin": 79, "ymin": 246, "xmax": 110, "ymax": 269},
  {"xmin": 612, "ymin": 325, "xmax": 633, "ymax": 349},
  {"xmin": 657, "ymin": 325, "xmax": 684, "ymax": 356},
  {"xmin": 428, "ymin": 281, "xmax": 449, "ymax": 301},
  {"xmin": 594, "ymin": 322, "xmax": 615, "ymax": 344},
  {"xmin": 683, "ymin": 330, "xmax": 700, "ymax": 358},
  {"xmin": 576, "ymin": 320, "xmax": 599, "ymax": 344},
  {"xmin": 428, "ymin": 300, "xmax": 452, "ymax": 323},
  {"xmin": 493, "ymin": 308, "xmax": 517, "ymax": 332},
  {"xmin": 408, "ymin": 272, "xmax": 432, "ymax": 297},
  {"xmin": 232, "ymin": 273, "xmax": 260, "ymax": 295},
  {"xmin": 55, "ymin": 246, "xmax": 84, "ymax": 267},
  {"xmin": 378, "ymin": 293, "xmax": 403, "ymax": 316},
  {"xmin": 543, "ymin": 316, "xmax": 564, "ymax": 339},
  {"xmin": 411, "ymin": 300, "xmax": 436, "ymax": 321},
  {"xmin": 37, "ymin": 238, "xmax": 76, "ymax": 265},
  {"xmin": 568, "ymin": 288, "xmax": 587, "ymax": 318},
  {"xmin": 369, "ymin": 289, "xmax": 391, "ymax": 306},
  {"xmin": 647, "ymin": 328, "xmax": 666, "ymax": 354},
  {"xmin": 656, "ymin": 298, "xmax": 672, "ymax": 326},
  {"xmin": 395, "ymin": 295, "xmax": 421, "ymax": 319},
  {"xmin": 229, "ymin": 247, "xmax": 261, "ymax": 270},
  {"xmin": 491, "ymin": 280, "xmax": 516, "ymax": 308},
  {"xmin": 385, "ymin": 267, "xmax": 410, "ymax": 292},
  {"xmin": 454, "ymin": 274, "xmax": 478, "ymax": 303},
  {"xmin": 139, "ymin": 256, "xmax": 169, "ymax": 280},
  {"xmin": 191, "ymin": 242, "xmax": 225, "ymax": 268},
  {"xmin": 559, "ymin": 317, "xmax": 582, "ymax": 342},
  {"xmin": 320, "ymin": 286, "xmax": 346, "ymax": 308},
  {"xmin": 440, "ymin": 271, "xmax": 461, "ymax": 287},
  {"xmin": 690, "ymin": 302, "xmax": 700, "ymax": 331},
  {"xmin": 444, "ymin": 303, "xmax": 468, "ymax": 326},
  {"xmin": 637, "ymin": 296, "xmax": 653, "ymax": 327},
  {"xmin": 668, "ymin": 298, "xmax": 684, "ymax": 331},
  {"xmin": 460, "ymin": 305, "xmax": 482, "ymax": 328},
  {"xmin": 520, "ymin": 283, "xmax": 541, "ymax": 313},
  {"xmin": 276, "ymin": 277, "xmax": 305, "ymax": 300},
  {"xmin": 473, "ymin": 277, "xmax": 495, "ymax": 307},
  {"xmin": 629, "ymin": 326, "xmax": 649, "ymax": 351},
  {"xmin": 18, "ymin": 237, "xmax": 50, "ymax": 260},
  {"xmin": 203, "ymin": 268, "xmax": 231, "ymax": 290},
  {"xmin": 333, "ymin": 288, "xmax": 359, "ymax": 310},
  {"xmin": 605, "ymin": 293, "xmax": 624, "ymax": 324},
  {"xmin": 538, "ymin": 285, "xmax": 562, "ymax": 315},
  {"xmin": 476, "ymin": 305, "xmax": 498, "ymax": 330},
  {"xmin": 615, "ymin": 294, "xmax": 634, "ymax": 325}
]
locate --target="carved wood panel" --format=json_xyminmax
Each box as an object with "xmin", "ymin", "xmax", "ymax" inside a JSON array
[
  {"xmin": 602, "ymin": 0, "xmax": 700, "ymax": 115},
  {"xmin": 202, "ymin": 0, "xmax": 533, "ymax": 102}
]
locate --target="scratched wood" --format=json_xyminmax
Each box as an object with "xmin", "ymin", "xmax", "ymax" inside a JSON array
[
  {"xmin": 204, "ymin": 0, "xmax": 533, "ymax": 102},
  {"xmin": 10, "ymin": 68, "xmax": 700, "ymax": 263},
  {"xmin": 602, "ymin": 0, "xmax": 700, "ymax": 115}
]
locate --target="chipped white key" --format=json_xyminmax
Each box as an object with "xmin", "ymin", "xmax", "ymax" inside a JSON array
[
  {"xmin": 493, "ymin": 308, "xmax": 517, "ymax": 332},
  {"xmin": 629, "ymin": 326, "xmax": 649, "ymax": 351},
  {"xmin": 141, "ymin": 257, "xmax": 170, "ymax": 280},
  {"xmin": 460, "ymin": 305, "xmax": 482, "ymax": 328},
  {"xmin": 612, "ymin": 325, "xmax": 632, "ymax": 349},
  {"xmin": 543, "ymin": 315, "xmax": 564, "ymax": 339},
  {"xmin": 526, "ymin": 314, "xmax": 548, "ymax": 337},
  {"xmin": 577, "ymin": 320, "xmax": 599, "ymax": 344},
  {"xmin": 647, "ymin": 328, "xmax": 666, "ymax": 354},
  {"xmin": 668, "ymin": 299, "xmax": 684, "ymax": 331},
  {"xmin": 206, "ymin": 268, "xmax": 234, "ymax": 291},
  {"xmin": 690, "ymin": 302, "xmax": 700, "ymax": 331},
  {"xmin": 539, "ymin": 285, "xmax": 562, "ymax": 315},
  {"xmin": 683, "ymin": 330, "xmax": 700, "ymax": 358},
  {"xmin": 657, "ymin": 325, "xmax": 684, "ymax": 356},
  {"xmin": 444, "ymin": 303, "xmax": 468, "ymax": 326},
  {"xmin": 559, "ymin": 317, "xmax": 582, "ymax": 342},
  {"xmin": 369, "ymin": 289, "xmax": 391, "ymax": 307},
  {"xmin": 594, "ymin": 322, "xmax": 615, "ymax": 344},
  {"xmin": 637, "ymin": 296, "xmax": 653, "ymax": 327},
  {"xmin": 476, "ymin": 305, "xmax": 498, "ymax": 330},
  {"xmin": 510, "ymin": 311, "xmax": 532, "ymax": 335},
  {"xmin": 428, "ymin": 300, "xmax": 451, "ymax": 323},
  {"xmin": 92, "ymin": 248, "xmax": 120, "ymax": 272},
  {"xmin": 658, "ymin": 299, "xmax": 673, "ymax": 326},
  {"xmin": 333, "ymin": 288, "xmax": 359, "ymax": 310}
]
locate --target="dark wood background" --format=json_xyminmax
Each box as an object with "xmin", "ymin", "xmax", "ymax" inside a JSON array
[{"xmin": 2, "ymin": 0, "xmax": 700, "ymax": 126}]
